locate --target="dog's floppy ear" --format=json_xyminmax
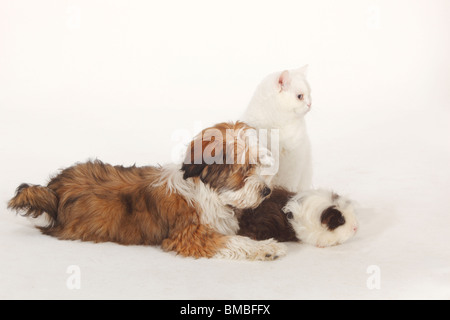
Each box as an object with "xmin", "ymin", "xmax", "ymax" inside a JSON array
[{"xmin": 181, "ymin": 163, "xmax": 207, "ymax": 180}]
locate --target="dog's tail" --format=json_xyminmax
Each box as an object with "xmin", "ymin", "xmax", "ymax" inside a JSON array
[{"xmin": 7, "ymin": 183, "xmax": 58, "ymax": 223}]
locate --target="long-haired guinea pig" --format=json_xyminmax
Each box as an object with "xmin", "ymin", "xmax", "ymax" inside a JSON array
[{"xmin": 237, "ymin": 188, "xmax": 358, "ymax": 247}]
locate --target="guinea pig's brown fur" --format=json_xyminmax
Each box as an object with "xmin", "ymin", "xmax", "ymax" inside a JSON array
[{"xmin": 237, "ymin": 188, "xmax": 298, "ymax": 242}]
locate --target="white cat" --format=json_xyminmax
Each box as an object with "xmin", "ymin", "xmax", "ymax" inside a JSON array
[{"xmin": 243, "ymin": 66, "xmax": 312, "ymax": 192}]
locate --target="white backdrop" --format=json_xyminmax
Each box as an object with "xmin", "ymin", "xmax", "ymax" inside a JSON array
[{"xmin": 1, "ymin": 0, "xmax": 449, "ymax": 299}]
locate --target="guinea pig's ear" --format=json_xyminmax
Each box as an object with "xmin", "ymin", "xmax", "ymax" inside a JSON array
[
  {"xmin": 278, "ymin": 70, "xmax": 291, "ymax": 92},
  {"xmin": 181, "ymin": 163, "xmax": 207, "ymax": 180}
]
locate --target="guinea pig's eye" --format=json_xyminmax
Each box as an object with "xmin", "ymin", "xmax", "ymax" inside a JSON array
[
  {"xmin": 286, "ymin": 212, "xmax": 294, "ymax": 219},
  {"xmin": 297, "ymin": 94, "xmax": 304, "ymax": 100}
]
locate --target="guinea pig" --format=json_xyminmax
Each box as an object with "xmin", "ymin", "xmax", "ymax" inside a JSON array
[{"xmin": 237, "ymin": 188, "xmax": 358, "ymax": 247}]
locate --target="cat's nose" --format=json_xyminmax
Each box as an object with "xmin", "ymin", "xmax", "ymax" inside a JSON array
[{"xmin": 307, "ymin": 103, "xmax": 312, "ymax": 108}]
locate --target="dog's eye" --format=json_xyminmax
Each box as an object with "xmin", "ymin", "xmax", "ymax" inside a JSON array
[
  {"xmin": 286, "ymin": 212, "xmax": 293, "ymax": 219},
  {"xmin": 297, "ymin": 94, "xmax": 304, "ymax": 100}
]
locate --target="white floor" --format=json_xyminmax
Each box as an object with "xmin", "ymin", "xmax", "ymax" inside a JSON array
[{"xmin": 1, "ymin": 0, "xmax": 449, "ymax": 300}]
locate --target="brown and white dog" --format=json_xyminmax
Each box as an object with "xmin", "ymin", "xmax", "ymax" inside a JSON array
[
  {"xmin": 8, "ymin": 121, "xmax": 287, "ymax": 260},
  {"xmin": 238, "ymin": 188, "xmax": 358, "ymax": 247}
]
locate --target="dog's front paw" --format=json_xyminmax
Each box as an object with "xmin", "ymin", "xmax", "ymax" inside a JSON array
[
  {"xmin": 253, "ymin": 238, "xmax": 287, "ymax": 261},
  {"xmin": 214, "ymin": 236, "xmax": 287, "ymax": 261}
]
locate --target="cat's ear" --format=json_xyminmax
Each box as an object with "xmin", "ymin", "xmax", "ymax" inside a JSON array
[
  {"xmin": 295, "ymin": 64, "xmax": 309, "ymax": 76},
  {"xmin": 278, "ymin": 70, "xmax": 291, "ymax": 92}
]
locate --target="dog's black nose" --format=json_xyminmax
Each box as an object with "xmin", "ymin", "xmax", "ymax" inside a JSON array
[{"xmin": 261, "ymin": 187, "xmax": 272, "ymax": 197}]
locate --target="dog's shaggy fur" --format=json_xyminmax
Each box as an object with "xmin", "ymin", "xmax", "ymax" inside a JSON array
[
  {"xmin": 238, "ymin": 188, "xmax": 358, "ymax": 247},
  {"xmin": 8, "ymin": 121, "xmax": 287, "ymax": 260}
]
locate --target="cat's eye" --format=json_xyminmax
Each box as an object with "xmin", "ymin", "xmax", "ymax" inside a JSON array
[
  {"xmin": 286, "ymin": 212, "xmax": 293, "ymax": 219},
  {"xmin": 297, "ymin": 94, "xmax": 304, "ymax": 100}
]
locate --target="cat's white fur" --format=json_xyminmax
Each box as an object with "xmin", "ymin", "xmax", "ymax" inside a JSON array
[{"xmin": 243, "ymin": 66, "xmax": 312, "ymax": 192}]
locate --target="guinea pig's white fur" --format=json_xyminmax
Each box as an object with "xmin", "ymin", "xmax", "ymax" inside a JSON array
[{"xmin": 283, "ymin": 189, "xmax": 358, "ymax": 247}]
